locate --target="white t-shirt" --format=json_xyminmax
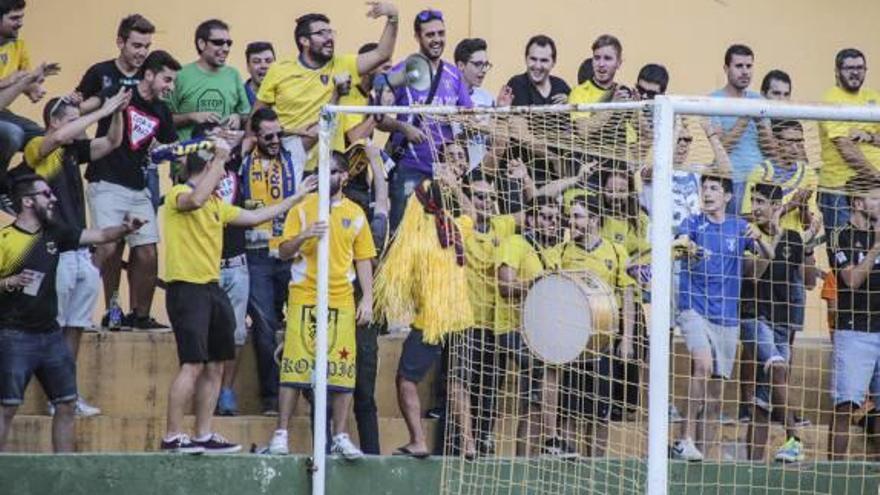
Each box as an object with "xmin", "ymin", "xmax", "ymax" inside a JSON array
[
  {"xmin": 640, "ymin": 169, "xmax": 701, "ymax": 230},
  {"xmin": 467, "ymin": 87, "xmax": 495, "ymax": 171}
]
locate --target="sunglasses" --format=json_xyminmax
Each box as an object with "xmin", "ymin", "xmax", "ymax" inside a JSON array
[
  {"xmin": 26, "ymin": 190, "xmax": 54, "ymax": 199},
  {"xmin": 636, "ymin": 86, "xmax": 659, "ymax": 100},
  {"xmin": 207, "ymin": 38, "xmax": 233, "ymax": 48},
  {"xmin": 260, "ymin": 131, "xmax": 284, "ymax": 141},
  {"xmin": 468, "ymin": 60, "xmax": 493, "ymax": 71},
  {"xmin": 417, "ymin": 9, "xmax": 444, "ymax": 23}
]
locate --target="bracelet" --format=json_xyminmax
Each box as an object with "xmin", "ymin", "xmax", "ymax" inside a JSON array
[
  {"xmin": 387, "ymin": 15, "xmax": 399, "ymax": 24},
  {"xmin": 707, "ymin": 133, "xmax": 719, "ymax": 139},
  {"xmin": 2, "ymin": 279, "xmax": 13, "ymax": 292}
]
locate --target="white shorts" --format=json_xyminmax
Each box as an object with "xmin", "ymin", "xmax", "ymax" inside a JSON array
[
  {"xmin": 677, "ymin": 309, "xmax": 739, "ymax": 379},
  {"xmin": 87, "ymin": 181, "xmax": 159, "ymax": 247},
  {"xmin": 56, "ymin": 249, "xmax": 100, "ymax": 328}
]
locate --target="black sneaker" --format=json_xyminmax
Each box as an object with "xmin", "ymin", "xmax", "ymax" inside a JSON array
[
  {"xmin": 130, "ymin": 314, "xmax": 171, "ymax": 332},
  {"xmin": 161, "ymin": 434, "xmax": 204, "ymax": 454},
  {"xmin": 192, "ymin": 433, "xmax": 242, "ymax": 453}
]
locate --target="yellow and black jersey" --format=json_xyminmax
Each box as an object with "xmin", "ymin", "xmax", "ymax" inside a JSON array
[
  {"xmin": 0, "ymin": 222, "xmax": 81, "ymax": 331},
  {"xmin": 24, "ymin": 137, "xmax": 91, "ymax": 231}
]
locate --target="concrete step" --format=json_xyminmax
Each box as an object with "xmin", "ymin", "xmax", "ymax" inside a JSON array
[
  {"xmin": 8, "ymin": 414, "xmax": 872, "ymax": 462},
  {"xmin": 5, "ymin": 415, "xmax": 439, "ymax": 455},
  {"xmin": 21, "ymin": 332, "xmax": 835, "ymax": 424},
  {"xmin": 19, "ymin": 332, "xmax": 437, "ymax": 419}
]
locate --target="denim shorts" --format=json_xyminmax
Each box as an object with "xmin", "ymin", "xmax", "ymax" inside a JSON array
[
  {"xmin": 741, "ymin": 318, "xmax": 793, "ymax": 411},
  {"xmin": 0, "ymin": 329, "xmax": 77, "ymax": 405},
  {"xmin": 832, "ymin": 330, "xmax": 880, "ymax": 408}
]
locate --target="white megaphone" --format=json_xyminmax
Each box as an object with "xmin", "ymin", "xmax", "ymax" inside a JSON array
[{"xmin": 377, "ymin": 53, "xmax": 433, "ymax": 92}]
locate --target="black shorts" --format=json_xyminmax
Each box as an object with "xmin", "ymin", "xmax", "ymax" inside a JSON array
[
  {"xmin": 166, "ymin": 282, "xmax": 236, "ymax": 364},
  {"xmin": 397, "ymin": 327, "xmax": 443, "ymax": 383}
]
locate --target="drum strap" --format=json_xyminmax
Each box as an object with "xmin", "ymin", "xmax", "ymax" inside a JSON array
[{"xmin": 523, "ymin": 231, "xmax": 553, "ymax": 270}]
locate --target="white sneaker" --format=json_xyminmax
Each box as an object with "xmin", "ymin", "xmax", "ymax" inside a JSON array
[
  {"xmin": 47, "ymin": 398, "xmax": 102, "ymax": 417},
  {"xmin": 330, "ymin": 433, "xmax": 363, "ymax": 460},
  {"xmin": 671, "ymin": 438, "xmax": 704, "ymax": 462},
  {"xmin": 268, "ymin": 429, "xmax": 289, "ymax": 455},
  {"xmin": 75, "ymin": 398, "xmax": 101, "ymax": 417}
]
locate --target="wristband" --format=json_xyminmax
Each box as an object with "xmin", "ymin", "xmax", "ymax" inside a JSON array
[{"xmin": 387, "ymin": 15, "xmax": 399, "ymax": 24}]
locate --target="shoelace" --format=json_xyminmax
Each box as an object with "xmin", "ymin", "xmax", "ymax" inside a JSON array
[{"xmin": 209, "ymin": 433, "xmax": 231, "ymax": 444}]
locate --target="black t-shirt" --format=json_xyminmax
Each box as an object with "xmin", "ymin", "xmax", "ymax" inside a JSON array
[
  {"xmin": 219, "ymin": 157, "xmax": 246, "ymax": 260},
  {"xmin": 507, "ymin": 73, "xmax": 571, "ymax": 106},
  {"xmin": 0, "ymin": 221, "xmax": 82, "ymax": 332},
  {"xmin": 830, "ymin": 223, "xmax": 880, "ymax": 332},
  {"xmin": 27, "ymin": 139, "xmax": 91, "ymax": 235},
  {"xmin": 741, "ymin": 229, "xmax": 804, "ymax": 325},
  {"xmin": 85, "ymin": 88, "xmax": 177, "ymax": 190},
  {"xmin": 77, "ymin": 60, "xmax": 141, "ymax": 134}
]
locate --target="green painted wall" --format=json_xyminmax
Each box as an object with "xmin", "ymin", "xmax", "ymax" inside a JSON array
[{"xmin": 0, "ymin": 455, "xmax": 877, "ymax": 495}]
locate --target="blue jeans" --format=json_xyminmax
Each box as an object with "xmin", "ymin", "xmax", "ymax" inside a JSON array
[
  {"xmin": 389, "ymin": 166, "xmax": 431, "ymax": 232},
  {"xmin": 819, "ymin": 191, "xmax": 851, "ymax": 238},
  {"xmin": 145, "ymin": 164, "xmax": 161, "ymax": 212},
  {"xmin": 0, "ymin": 329, "xmax": 77, "ymax": 406},
  {"xmin": 246, "ymin": 249, "xmax": 289, "ymax": 401},
  {"xmin": 0, "ymin": 109, "xmax": 43, "ymax": 175},
  {"xmin": 741, "ymin": 319, "xmax": 793, "ymax": 411}
]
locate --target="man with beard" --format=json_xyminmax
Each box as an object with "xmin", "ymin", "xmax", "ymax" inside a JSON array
[
  {"xmin": 243, "ymin": 42, "xmax": 275, "ymax": 106},
  {"xmin": 553, "ymin": 193, "xmax": 636, "ymax": 457},
  {"xmin": 239, "ymin": 107, "xmax": 302, "ymax": 415},
  {"xmin": 169, "ymin": 19, "xmax": 251, "ymax": 141},
  {"xmin": 267, "ymin": 151, "xmax": 376, "ymax": 458},
  {"xmin": 254, "ymin": 3, "xmax": 398, "ymax": 174},
  {"xmin": 23, "ymin": 89, "xmax": 130, "ymax": 418},
  {"xmin": 708, "ymin": 44, "xmax": 769, "ymax": 214},
  {"xmin": 0, "ymin": 0, "xmax": 52, "ymax": 178},
  {"xmin": 85, "ymin": 50, "xmax": 180, "ymax": 330},
  {"xmin": 740, "ymin": 183, "xmax": 814, "ymax": 462},
  {"xmin": 74, "ymin": 14, "xmax": 158, "ymax": 328},
  {"xmin": 827, "ymin": 187, "xmax": 880, "ymax": 461},
  {"xmin": 386, "ymin": 8, "xmax": 473, "ymax": 231},
  {"xmin": 495, "ymin": 197, "xmax": 571, "ymax": 456},
  {"xmin": 819, "ymin": 48, "xmax": 880, "ymax": 235},
  {"xmin": 0, "ymin": 173, "xmax": 146, "ymax": 452}
]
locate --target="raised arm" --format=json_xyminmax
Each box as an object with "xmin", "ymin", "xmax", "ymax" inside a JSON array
[
  {"xmin": 34, "ymin": 89, "xmax": 130, "ymax": 163},
  {"xmin": 356, "ymin": 2, "xmax": 399, "ymax": 76},
  {"xmin": 174, "ymin": 140, "xmax": 230, "ymax": 211},
  {"xmin": 80, "ymin": 213, "xmax": 146, "ymax": 245}
]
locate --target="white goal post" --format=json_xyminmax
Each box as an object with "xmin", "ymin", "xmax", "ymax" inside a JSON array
[{"xmin": 309, "ymin": 96, "xmax": 880, "ymax": 495}]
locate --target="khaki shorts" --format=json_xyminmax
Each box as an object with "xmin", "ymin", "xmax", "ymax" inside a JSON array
[{"xmin": 87, "ymin": 181, "xmax": 159, "ymax": 247}]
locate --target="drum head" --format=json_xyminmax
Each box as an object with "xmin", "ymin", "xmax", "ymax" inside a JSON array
[{"xmin": 522, "ymin": 274, "xmax": 594, "ymax": 365}]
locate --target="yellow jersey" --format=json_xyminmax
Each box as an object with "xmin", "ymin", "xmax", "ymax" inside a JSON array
[
  {"xmin": 493, "ymin": 233, "xmax": 559, "ymax": 334},
  {"xmin": 819, "ymin": 85, "xmax": 880, "ymax": 188},
  {"xmin": 338, "ymin": 85, "xmax": 370, "ymax": 142},
  {"xmin": 163, "ymin": 184, "xmax": 242, "ymax": 284},
  {"xmin": 465, "ymin": 215, "xmax": 517, "ymax": 330},
  {"xmin": 600, "ymin": 213, "xmax": 650, "ymax": 258},
  {"xmin": 257, "ymin": 54, "xmax": 360, "ymax": 171},
  {"xmin": 741, "ymin": 159, "xmax": 820, "ymax": 234},
  {"xmin": 282, "ymin": 193, "xmax": 376, "ymax": 309},
  {"xmin": 549, "ymin": 238, "xmax": 635, "ymax": 292},
  {"xmin": 0, "ymin": 39, "xmax": 30, "ymax": 79}
]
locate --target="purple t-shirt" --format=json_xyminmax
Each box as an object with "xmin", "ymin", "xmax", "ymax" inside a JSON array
[{"xmin": 390, "ymin": 59, "xmax": 472, "ymax": 174}]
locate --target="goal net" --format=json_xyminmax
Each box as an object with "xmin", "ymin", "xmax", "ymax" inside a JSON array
[{"xmin": 316, "ymin": 96, "xmax": 880, "ymax": 495}]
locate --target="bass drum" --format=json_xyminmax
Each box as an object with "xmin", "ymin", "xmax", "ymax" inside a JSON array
[{"xmin": 521, "ymin": 270, "xmax": 618, "ymax": 365}]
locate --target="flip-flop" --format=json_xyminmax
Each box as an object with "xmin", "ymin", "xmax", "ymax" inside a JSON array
[{"xmin": 392, "ymin": 446, "xmax": 430, "ymax": 459}]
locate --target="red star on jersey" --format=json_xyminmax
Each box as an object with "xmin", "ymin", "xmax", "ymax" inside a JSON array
[{"xmin": 338, "ymin": 347, "xmax": 350, "ymax": 361}]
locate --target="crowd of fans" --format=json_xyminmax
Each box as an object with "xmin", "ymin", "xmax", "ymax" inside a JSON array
[{"xmin": 0, "ymin": 0, "xmax": 878, "ymax": 464}]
